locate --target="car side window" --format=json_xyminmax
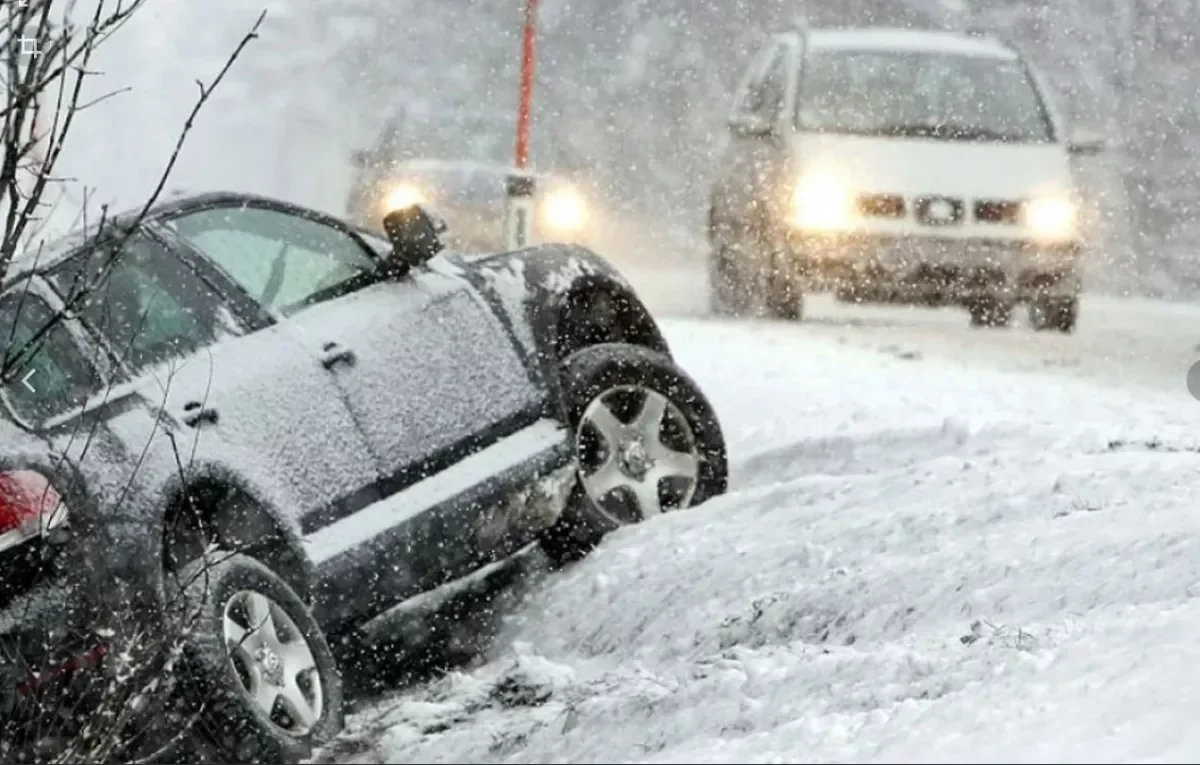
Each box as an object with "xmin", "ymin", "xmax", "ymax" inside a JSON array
[
  {"xmin": 166, "ymin": 207, "xmax": 380, "ymax": 317},
  {"xmin": 0, "ymin": 293, "xmax": 104, "ymax": 425},
  {"xmin": 47, "ymin": 234, "xmax": 243, "ymax": 379},
  {"xmin": 736, "ymin": 42, "xmax": 789, "ymax": 123}
]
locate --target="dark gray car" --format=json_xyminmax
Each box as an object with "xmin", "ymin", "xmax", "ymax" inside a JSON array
[{"xmin": 0, "ymin": 192, "xmax": 727, "ymax": 762}]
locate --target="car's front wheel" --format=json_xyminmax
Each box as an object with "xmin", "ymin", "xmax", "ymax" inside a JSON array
[
  {"xmin": 166, "ymin": 551, "xmax": 344, "ymax": 764},
  {"xmin": 708, "ymin": 244, "xmax": 747, "ymax": 316},
  {"xmin": 539, "ymin": 343, "xmax": 728, "ymax": 566},
  {"xmin": 765, "ymin": 253, "xmax": 804, "ymax": 321},
  {"xmin": 967, "ymin": 297, "xmax": 1014, "ymax": 328}
]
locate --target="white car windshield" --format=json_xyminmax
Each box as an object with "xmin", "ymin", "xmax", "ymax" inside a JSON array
[{"xmin": 796, "ymin": 50, "xmax": 1053, "ymax": 144}]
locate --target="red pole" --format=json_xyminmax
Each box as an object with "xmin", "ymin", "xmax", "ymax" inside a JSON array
[{"xmin": 514, "ymin": 0, "xmax": 539, "ymax": 170}]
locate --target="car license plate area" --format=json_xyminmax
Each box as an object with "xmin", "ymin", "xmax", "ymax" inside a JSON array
[{"xmin": 861, "ymin": 236, "xmax": 1026, "ymax": 273}]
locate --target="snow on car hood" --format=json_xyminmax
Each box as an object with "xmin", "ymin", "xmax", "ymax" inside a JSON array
[{"xmin": 790, "ymin": 133, "xmax": 1075, "ymax": 199}]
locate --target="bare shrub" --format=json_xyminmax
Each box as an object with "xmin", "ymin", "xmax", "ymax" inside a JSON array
[{"xmin": 0, "ymin": 1, "xmax": 265, "ymax": 761}]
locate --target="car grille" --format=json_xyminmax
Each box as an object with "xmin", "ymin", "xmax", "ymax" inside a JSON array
[
  {"xmin": 856, "ymin": 193, "xmax": 906, "ymax": 218},
  {"xmin": 914, "ymin": 195, "xmax": 965, "ymax": 226},
  {"xmin": 974, "ymin": 199, "xmax": 1022, "ymax": 225},
  {"xmin": 853, "ymin": 194, "xmax": 1027, "ymax": 228}
]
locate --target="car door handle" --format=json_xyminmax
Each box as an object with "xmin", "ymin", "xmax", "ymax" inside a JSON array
[
  {"xmin": 181, "ymin": 400, "xmax": 219, "ymax": 428},
  {"xmin": 319, "ymin": 341, "xmax": 356, "ymax": 370}
]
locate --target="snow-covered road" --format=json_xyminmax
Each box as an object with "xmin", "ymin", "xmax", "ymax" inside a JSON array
[
  {"xmin": 612, "ymin": 249, "xmax": 1200, "ymax": 399},
  {"xmin": 318, "ymin": 300, "xmax": 1200, "ymax": 763}
]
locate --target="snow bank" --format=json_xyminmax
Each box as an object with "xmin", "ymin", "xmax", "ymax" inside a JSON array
[{"xmin": 322, "ymin": 320, "xmax": 1200, "ymax": 764}]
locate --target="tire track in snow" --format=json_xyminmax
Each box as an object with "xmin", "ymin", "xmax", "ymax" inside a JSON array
[{"xmin": 732, "ymin": 419, "xmax": 1058, "ymax": 491}]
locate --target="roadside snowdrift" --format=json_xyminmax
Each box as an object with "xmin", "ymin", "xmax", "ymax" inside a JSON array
[{"xmin": 323, "ymin": 319, "xmax": 1200, "ymax": 764}]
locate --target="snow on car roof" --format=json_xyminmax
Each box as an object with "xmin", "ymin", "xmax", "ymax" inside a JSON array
[{"xmin": 806, "ymin": 27, "xmax": 1018, "ymax": 60}]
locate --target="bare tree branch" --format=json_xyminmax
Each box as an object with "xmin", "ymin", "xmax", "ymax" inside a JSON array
[{"xmin": 0, "ymin": 2, "xmax": 268, "ymax": 761}]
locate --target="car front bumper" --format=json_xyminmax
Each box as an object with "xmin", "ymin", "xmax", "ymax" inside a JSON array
[{"xmin": 782, "ymin": 231, "xmax": 1083, "ymax": 304}]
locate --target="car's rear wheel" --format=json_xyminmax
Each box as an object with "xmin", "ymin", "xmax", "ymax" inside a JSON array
[
  {"xmin": 164, "ymin": 552, "xmax": 343, "ymax": 764},
  {"xmin": 1029, "ymin": 296, "xmax": 1078, "ymax": 333},
  {"xmin": 539, "ymin": 343, "xmax": 728, "ymax": 566}
]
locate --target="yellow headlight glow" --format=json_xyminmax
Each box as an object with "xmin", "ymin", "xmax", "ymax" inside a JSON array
[
  {"xmin": 383, "ymin": 183, "xmax": 424, "ymax": 212},
  {"xmin": 791, "ymin": 171, "xmax": 856, "ymax": 230},
  {"xmin": 542, "ymin": 187, "xmax": 588, "ymax": 232},
  {"xmin": 1024, "ymin": 196, "xmax": 1077, "ymax": 239}
]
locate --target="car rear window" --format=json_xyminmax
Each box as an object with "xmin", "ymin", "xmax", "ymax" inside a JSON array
[
  {"xmin": 0, "ymin": 293, "xmax": 103, "ymax": 425},
  {"xmin": 46, "ymin": 234, "xmax": 244, "ymax": 379}
]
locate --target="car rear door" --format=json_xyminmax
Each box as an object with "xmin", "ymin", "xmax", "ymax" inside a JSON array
[
  {"xmin": 43, "ymin": 230, "xmax": 384, "ymax": 626},
  {"xmin": 161, "ymin": 201, "xmax": 560, "ymax": 617}
]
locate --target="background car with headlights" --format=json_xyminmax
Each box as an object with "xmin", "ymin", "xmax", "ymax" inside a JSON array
[
  {"xmin": 707, "ymin": 25, "xmax": 1103, "ymax": 331},
  {"xmin": 347, "ymin": 105, "xmax": 596, "ymax": 252}
]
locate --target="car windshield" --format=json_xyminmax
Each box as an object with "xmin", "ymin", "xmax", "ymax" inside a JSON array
[
  {"xmin": 796, "ymin": 50, "xmax": 1053, "ymax": 144},
  {"xmin": 385, "ymin": 111, "xmax": 513, "ymax": 164}
]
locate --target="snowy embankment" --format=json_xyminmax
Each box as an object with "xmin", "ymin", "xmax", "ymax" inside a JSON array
[{"xmin": 322, "ymin": 319, "xmax": 1200, "ymax": 764}]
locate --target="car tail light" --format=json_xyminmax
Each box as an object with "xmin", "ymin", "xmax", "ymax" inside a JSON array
[
  {"xmin": 17, "ymin": 643, "xmax": 111, "ymax": 697},
  {"xmin": 0, "ymin": 470, "xmax": 69, "ymax": 553}
]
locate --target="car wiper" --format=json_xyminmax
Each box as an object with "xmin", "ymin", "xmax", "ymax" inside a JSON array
[
  {"xmin": 934, "ymin": 124, "xmax": 1016, "ymax": 142},
  {"xmin": 874, "ymin": 122, "xmax": 1017, "ymax": 142}
]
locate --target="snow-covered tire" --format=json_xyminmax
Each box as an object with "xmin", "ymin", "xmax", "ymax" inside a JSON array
[
  {"xmin": 967, "ymin": 297, "xmax": 1013, "ymax": 328},
  {"xmin": 539, "ymin": 343, "xmax": 728, "ymax": 566},
  {"xmin": 1029, "ymin": 296, "xmax": 1078, "ymax": 333},
  {"xmin": 165, "ymin": 551, "xmax": 343, "ymax": 764}
]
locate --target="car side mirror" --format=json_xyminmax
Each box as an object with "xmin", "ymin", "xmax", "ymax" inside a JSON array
[
  {"xmin": 380, "ymin": 203, "xmax": 444, "ymax": 277},
  {"xmin": 729, "ymin": 114, "xmax": 774, "ymax": 138},
  {"xmin": 1067, "ymin": 131, "xmax": 1105, "ymax": 157}
]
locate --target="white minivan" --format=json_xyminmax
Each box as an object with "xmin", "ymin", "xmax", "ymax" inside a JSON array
[{"xmin": 708, "ymin": 25, "xmax": 1102, "ymax": 331}]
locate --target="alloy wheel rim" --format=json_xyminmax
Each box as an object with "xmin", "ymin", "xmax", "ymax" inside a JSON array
[
  {"xmin": 576, "ymin": 384, "xmax": 701, "ymax": 524},
  {"xmin": 222, "ymin": 589, "xmax": 323, "ymax": 736}
]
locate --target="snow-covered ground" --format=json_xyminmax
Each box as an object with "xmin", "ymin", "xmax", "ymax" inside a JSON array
[
  {"xmin": 316, "ymin": 313, "xmax": 1200, "ymax": 764},
  {"xmin": 591, "ymin": 226, "xmax": 1200, "ymax": 398}
]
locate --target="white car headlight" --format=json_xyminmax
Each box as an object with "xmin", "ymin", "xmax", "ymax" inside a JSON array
[
  {"xmin": 542, "ymin": 186, "xmax": 589, "ymax": 232},
  {"xmin": 383, "ymin": 182, "xmax": 425, "ymax": 212},
  {"xmin": 791, "ymin": 171, "xmax": 855, "ymax": 230},
  {"xmin": 1024, "ymin": 196, "xmax": 1077, "ymax": 239}
]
